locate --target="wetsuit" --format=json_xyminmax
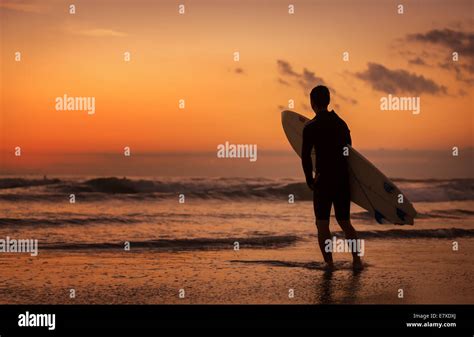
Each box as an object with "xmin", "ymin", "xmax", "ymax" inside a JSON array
[{"xmin": 301, "ymin": 110, "xmax": 352, "ymax": 221}]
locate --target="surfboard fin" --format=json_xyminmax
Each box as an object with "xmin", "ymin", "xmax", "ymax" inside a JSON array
[
  {"xmin": 396, "ymin": 208, "xmax": 407, "ymax": 221},
  {"xmin": 374, "ymin": 210, "xmax": 385, "ymax": 224}
]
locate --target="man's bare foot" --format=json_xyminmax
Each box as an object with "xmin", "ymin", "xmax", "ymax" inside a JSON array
[{"xmin": 353, "ymin": 258, "xmax": 364, "ymax": 271}]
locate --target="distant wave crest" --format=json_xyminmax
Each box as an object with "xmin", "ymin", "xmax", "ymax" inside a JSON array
[
  {"xmin": 0, "ymin": 177, "xmax": 473, "ymax": 202},
  {"xmin": 41, "ymin": 235, "xmax": 300, "ymax": 251},
  {"xmin": 36, "ymin": 228, "xmax": 474, "ymax": 252},
  {"xmin": 354, "ymin": 228, "xmax": 474, "ymax": 239}
]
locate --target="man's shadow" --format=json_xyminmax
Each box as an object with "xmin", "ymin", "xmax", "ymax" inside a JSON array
[
  {"xmin": 230, "ymin": 259, "xmax": 364, "ymax": 303},
  {"xmin": 318, "ymin": 267, "xmax": 363, "ymax": 304}
]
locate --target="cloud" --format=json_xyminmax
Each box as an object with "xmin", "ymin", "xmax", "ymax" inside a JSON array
[
  {"xmin": 298, "ymin": 68, "xmax": 325, "ymax": 92},
  {"xmin": 300, "ymin": 103, "xmax": 311, "ymax": 111},
  {"xmin": 77, "ymin": 28, "xmax": 129, "ymax": 37},
  {"xmin": 338, "ymin": 95, "xmax": 358, "ymax": 105},
  {"xmin": 406, "ymin": 28, "xmax": 474, "ymax": 83},
  {"xmin": 355, "ymin": 62, "xmax": 447, "ymax": 95},
  {"xmin": 408, "ymin": 57, "xmax": 427, "ymax": 66},
  {"xmin": 277, "ymin": 59, "xmax": 299, "ymax": 77},
  {"xmin": 439, "ymin": 61, "xmax": 474, "ymax": 84},
  {"xmin": 277, "ymin": 60, "xmax": 327, "ymax": 91},
  {"xmin": 0, "ymin": 1, "xmax": 42, "ymax": 13},
  {"xmin": 458, "ymin": 88, "xmax": 468, "ymax": 96},
  {"xmin": 277, "ymin": 78, "xmax": 290, "ymax": 86},
  {"xmin": 407, "ymin": 29, "xmax": 474, "ymax": 59},
  {"xmin": 277, "ymin": 59, "xmax": 358, "ymax": 108}
]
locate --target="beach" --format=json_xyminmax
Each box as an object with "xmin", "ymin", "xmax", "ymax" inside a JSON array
[{"xmin": 0, "ymin": 176, "xmax": 473, "ymax": 304}]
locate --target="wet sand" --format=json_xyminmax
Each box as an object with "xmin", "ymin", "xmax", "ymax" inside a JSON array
[{"xmin": 1, "ymin": 237, "xmax": 472, "ymax": 304}]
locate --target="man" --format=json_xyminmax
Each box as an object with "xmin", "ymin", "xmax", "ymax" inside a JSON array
[{"xmin": 301, "ymin": 85, "xmax": 363, "ymax": 271}]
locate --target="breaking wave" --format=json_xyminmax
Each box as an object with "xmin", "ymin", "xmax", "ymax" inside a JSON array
[
  {"xmin": 337, "ymin": 228, "xmax": 474, "ymax": 239},
  {"xmin": 0, "ymin": 177, "xmax": 473, "ymax": 202},
  {"xmin": 35, "ymin": 228, "xmax": 474, "ymax": 252},
  {"xmin": 40, "ymin": 235, "xmax": 300, "ymax": 251}
]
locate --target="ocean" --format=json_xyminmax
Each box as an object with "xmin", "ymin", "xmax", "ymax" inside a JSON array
[{"xmin": 0, "ymin": 176, "xmax": 473, "ymax": 304}]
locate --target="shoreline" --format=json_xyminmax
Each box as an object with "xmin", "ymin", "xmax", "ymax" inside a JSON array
[{"xmin": 1, "ymin": 238, "xmax": 472, "ymax": 305}]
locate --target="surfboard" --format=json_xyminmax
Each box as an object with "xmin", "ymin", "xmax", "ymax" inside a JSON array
[{"xmin": 281, "ymin": 110, "xmax": 417, "ymax": 225}]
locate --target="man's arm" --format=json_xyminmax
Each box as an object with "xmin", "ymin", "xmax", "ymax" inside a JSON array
[
  {"xmin": 301, "ymin": 126, "xmax": 314, "ymax": 189},
  {"xmin": 346, "ymin": 128, "xmax": 352, "ymax": 146}
]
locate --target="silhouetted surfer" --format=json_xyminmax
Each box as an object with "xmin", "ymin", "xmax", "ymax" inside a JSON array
[{"xmin": 301, "ymin": 85, "xmax": 363, "ymax": 271}]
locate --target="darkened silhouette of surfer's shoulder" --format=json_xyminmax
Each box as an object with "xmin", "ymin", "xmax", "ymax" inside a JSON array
[
  {"xmin": 303, "ymin": 110, "xmax": 350, "ymax": 137},
  {"xmin": 332, "ymin": 110, "xmax": 350, "ymax": 131},
  {"xmin": 303, "ymin": 110, "xmax": 335, "ymax": 130},
  {"xmin": 303, "ymin": 116, "xmax": 318, "ymax": 129}
]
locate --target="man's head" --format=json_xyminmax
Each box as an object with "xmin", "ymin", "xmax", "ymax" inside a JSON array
[{"xmin": 310, "ymin": 85, "xmax": 330, "ymax": 113}]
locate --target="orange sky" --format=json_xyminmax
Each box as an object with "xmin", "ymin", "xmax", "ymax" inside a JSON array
[{"xmin": 1, "ymin": 0, "xmax": 473, "ymax": 170}]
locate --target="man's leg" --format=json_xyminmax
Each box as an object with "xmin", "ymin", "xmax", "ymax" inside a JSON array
[
  {"xmin": 316, "ymin": 219, "xmax": 333, "ymax": 264},
  {"xmin": 313, "ymin": 188, "xmax": 333, "ymax": 265},
  {"xmin": 336, "ymin": 220, "xmax": 360, "ymax": 257},
  {"xmin": 334, "ymin": 185, "xmax": 363, "ymax": 269}
]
